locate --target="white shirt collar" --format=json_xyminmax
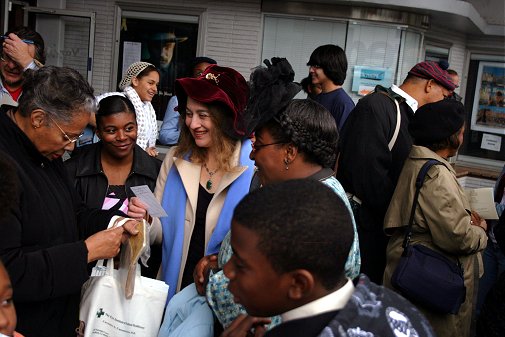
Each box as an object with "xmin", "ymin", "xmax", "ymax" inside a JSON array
[
  {"xmin": 391, "ymin": 84, "xmax": 418, "ymax": 112},
  {"xmin": 281, "ymin": 278, "xmax": 354, "ymax": 323}
]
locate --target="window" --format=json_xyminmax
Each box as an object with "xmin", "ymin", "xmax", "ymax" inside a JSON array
[
  {"xmin": 23, "ymin": 6, "xmax": 95, "ymax": 82},
  {"xmin": 425, "ymin": 45, "xmax": 449, "ymax": 63},
  {"xmin": 261, "ymin": 16, "xmax": 422, "ymax": 102},
  {"xmin": 262, "ymin": 15, "xmax": 347, "ymax": 95},
  {"xmin": 458, "ymin": 56, "xmax": 505, "ymax": 168}
]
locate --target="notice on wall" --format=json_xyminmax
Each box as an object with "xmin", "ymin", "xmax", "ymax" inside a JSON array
[
  {"xmin": 122, "ymin": 41, "xmax": 142, "ymax": 77},
  {"xmin": 480, "ymin": 133, "xmax": 502, "ymax": 152}
]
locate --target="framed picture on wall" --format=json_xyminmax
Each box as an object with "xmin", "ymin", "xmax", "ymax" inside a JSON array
[{"xmin": 471, "ymin": 61, "xmax": 505, "ymax": 134}]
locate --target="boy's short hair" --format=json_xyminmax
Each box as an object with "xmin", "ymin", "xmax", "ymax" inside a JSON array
[
  {"xmin": 233, "ymin": 179, "xmax": 354, "ymax": 289},
  {"xmin": 307, "ymin": 44, "xmax": 348, "ymax": 86}
]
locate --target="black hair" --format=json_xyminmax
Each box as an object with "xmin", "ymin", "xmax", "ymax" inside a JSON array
[
  {"xmin": 18, "ymin": 66, "xmax": 96, "ymax": 124},
  {"xmin": 191, "ymin": 56, "xmax": 217, "ymax": 69},
  {"xmin": 233, "ymin": 179, "xmax": 354, "ymax": 290},
  {"xmin": 2, "ymin": 26, "xmax": 45, "ymax": 64},
  {"xmin": 300, "ymin": 76, "xmax": 312, "ymax": 94},
  {"xmin": 447, "ymin": 69, "xmax": 458, "ymax": 76},
  {"xmin": 260, "ymin": 99, "xmax": 338, "ymax": 168},
  {"xmin": 96, "ymin": 95, "xmax": 137, "ymax": 129},
  {"xmin": 307, "ymin": 44, "xmax": 347, "ymax": 86}
]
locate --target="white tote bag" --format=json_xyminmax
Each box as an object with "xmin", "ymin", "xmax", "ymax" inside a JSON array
[
  {"xmin": 77, "ymin": 258, "xmax": 168, "ymax": 337},
  {"xmin": 77, "ymin": 218, "xmax": 168, "ymax": 337}
]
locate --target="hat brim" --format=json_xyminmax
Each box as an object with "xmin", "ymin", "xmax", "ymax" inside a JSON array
[{"xmin": 175, "ymin": 77, "xmax": 238, "ymax": 115}]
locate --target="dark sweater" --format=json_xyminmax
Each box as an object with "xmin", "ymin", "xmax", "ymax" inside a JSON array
[
  {"xmin": 265, "ymin": 275, "xmax": 435, "ymax": 337},
  {"xmin": 337, "ymin": 87, "xmax": 414, "ymax": 231},
  {"xmin": 0, "ymin": 107, "xmax": 122, "ymax": 336}
]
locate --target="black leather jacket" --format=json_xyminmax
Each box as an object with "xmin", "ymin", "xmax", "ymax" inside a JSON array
[{"xmin": 65, "ymin": 142, "xmax": 162, "ymax": 209}]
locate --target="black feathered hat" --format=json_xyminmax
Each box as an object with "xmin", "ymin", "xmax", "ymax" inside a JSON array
[{"xmin": 245, "ymin": 57, "xmax": 302, "ymax": 134}]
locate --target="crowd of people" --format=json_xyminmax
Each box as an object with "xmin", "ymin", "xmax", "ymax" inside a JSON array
[{"xmin": 1, "ymin": 25, "xmax": 504, "ymax": 337}]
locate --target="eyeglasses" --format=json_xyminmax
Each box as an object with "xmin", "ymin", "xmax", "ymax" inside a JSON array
[
  {"xmin": 47, "ymin": 115, "xmax": 84, "ymax": 144},
  {"xmin": 251, "ymin": 141, "xmax": 286, "ymax": 152}
]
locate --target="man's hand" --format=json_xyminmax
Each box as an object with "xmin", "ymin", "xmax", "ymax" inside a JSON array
[
  {"xmin": 2, "ymin": 33, "xmax": 35, "ymax": 69},
  {"xmin": 193, "ymin": 254, "xmax": 218, "ymax": 295}
]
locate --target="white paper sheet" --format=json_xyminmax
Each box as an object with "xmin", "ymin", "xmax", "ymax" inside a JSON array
[
  {"xmin": 464, "ymin": 187, "xmax": 499, "ymax": 220},
  {"xmin": 130, "ymin": 185, "xmax": 168, "ymax": 218},
  {"xmin": 122, "ymin": 41, "xmax": 141, "ymax": 77},
  {"xmin": 481, "ymin": 133, "xmax": 502, "ymax": 152}
]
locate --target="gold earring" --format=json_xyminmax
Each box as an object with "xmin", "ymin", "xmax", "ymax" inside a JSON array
[{"xmin": 284, "ymin": 158, "xmax": 289, "ymax": 170}]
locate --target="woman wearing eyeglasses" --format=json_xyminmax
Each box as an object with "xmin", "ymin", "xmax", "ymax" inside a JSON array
[
  {"xmin": 0, "ymin": 66, "xmax": 140, "ymax": 337},
  {"xmin": 157, "ymin": 58, "xmax": 360, "ymax": 337}
]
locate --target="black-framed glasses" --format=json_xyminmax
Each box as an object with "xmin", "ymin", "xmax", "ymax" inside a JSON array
[
  {"xmin": 251, "ymin": 141, "xmax": 286, "ymax": 152},
  {"xmin": 47, "ymin": 115, "xmax": 84, "ymax": 144}
]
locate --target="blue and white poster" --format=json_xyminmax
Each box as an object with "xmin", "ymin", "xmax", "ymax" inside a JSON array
[{"xmin": 352, "ymin": 66, "xmax": 393, "ymax": 96}]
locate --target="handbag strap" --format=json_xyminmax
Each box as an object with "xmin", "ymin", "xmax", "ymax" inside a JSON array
[{"xmin": 402, "ymin": 159, "xmax": 442, "ymax": 248}]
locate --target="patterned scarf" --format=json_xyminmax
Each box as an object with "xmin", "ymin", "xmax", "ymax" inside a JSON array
[{"xmin": 123, "ymin": 85, "xmax": 158, "ymax": 150}]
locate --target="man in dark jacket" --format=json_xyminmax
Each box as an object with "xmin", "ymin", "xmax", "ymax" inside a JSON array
[{"xmin": 336, "ymin": 60, "xmax": 456, "ymax": 284}]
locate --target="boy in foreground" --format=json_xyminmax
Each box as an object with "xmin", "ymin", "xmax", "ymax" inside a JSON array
[{"xmin": 221, "ymin": 179, "xmax": 435, "ymax": 337}]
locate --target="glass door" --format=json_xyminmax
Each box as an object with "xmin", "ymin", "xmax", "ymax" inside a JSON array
[{"xmin": 23, "ymin": 6, "xmax": 95, "ymax": 82}]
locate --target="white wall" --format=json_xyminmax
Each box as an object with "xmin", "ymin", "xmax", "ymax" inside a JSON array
[{"xmin": 65, "ymin": 0, "xmax": 262, "ymax": 94}]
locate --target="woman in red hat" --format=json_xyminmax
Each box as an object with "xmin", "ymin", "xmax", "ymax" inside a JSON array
[{"xmin": 131, "ymin": 65, "xmax": 254, "ymax": 301}]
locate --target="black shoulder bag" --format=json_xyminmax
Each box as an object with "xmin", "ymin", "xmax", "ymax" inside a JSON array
[{"xmin": 391, "ymin": 159, "xmax": 466, "ymax": 314}]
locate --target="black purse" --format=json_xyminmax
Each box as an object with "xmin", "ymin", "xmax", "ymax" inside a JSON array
[{"xmin": 391, "ymin": 159, "xmax": 466, "ymax": 314}]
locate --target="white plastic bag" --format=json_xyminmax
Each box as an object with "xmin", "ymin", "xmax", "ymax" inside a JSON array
[
  {"xmin": 77, "ymin": 259, "xmax": 168, "ymax": 337},
  {"xmin": 77, "ymin": 217, "xmax": 168, "ymax": 337}
]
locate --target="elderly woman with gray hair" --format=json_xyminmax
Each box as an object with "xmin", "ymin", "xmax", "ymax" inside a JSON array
[{"xmin": 0, "ymin": 66, "xmax": 140, "ymax": 337}]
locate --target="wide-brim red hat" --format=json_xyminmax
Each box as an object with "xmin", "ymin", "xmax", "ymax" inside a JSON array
[{"xmin": 175, "ymin": 64, "xmax": 249, "ymax": 139}]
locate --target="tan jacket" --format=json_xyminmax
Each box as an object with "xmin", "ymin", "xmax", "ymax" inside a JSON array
[
  {"xmin": 150, "ymin": 141, "xmax": 249, "ymax": 291},
  {"xmin": 383, "ymin": 145, "xmax": 487, "ymax": 337}
]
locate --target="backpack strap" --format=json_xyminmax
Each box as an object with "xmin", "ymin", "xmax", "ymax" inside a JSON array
[{"xmin": 374, "ymin": 85, "xmax": 403, "ymax": 151}]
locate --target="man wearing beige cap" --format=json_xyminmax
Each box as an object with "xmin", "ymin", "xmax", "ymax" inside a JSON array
[{"xmin": 337, "ymin": 60, "xmax": 456, "ymax": 284}]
